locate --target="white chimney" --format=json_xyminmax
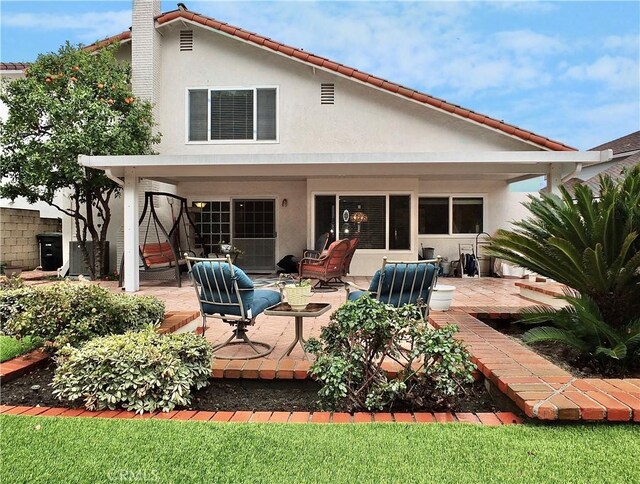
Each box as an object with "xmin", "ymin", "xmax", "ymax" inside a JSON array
[{"xmin": 131, "ymin": 0, "xmax": 161, "ymax": 109}]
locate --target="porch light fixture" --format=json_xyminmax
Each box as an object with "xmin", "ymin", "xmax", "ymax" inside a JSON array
[{"xmin": 194, "ymin": 201, "xmax": 206, "ymax": 208}]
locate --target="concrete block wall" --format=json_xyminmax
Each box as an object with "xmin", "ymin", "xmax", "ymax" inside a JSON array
[{"xmin": 1, "ymin": 207, "xmax": 62, "ymax": 269}]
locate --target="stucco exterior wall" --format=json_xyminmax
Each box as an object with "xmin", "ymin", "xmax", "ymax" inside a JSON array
[{"xmin": 155, "ymin": 25, "xmax": 543, "ymax": 157}]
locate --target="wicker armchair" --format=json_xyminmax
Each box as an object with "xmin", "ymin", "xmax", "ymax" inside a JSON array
[{"xmin": 299, "ymin": 239, "xmax": 350, "ymax": 291}]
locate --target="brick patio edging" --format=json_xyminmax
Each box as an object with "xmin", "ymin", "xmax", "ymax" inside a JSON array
[
  {"xmin": 0, "ymin": 349, "xmax": 49, "ymax": 383},
  {"xmin": 430, "ymin": 310, "xmax": 640, "ymax": 422},
  {"xmin": 0, "ymin": 405, "xmax": 522, "ymax": 425},
  {"xmin": 0, "ymin": 311, "xmax": 198, "ymax": 383}
]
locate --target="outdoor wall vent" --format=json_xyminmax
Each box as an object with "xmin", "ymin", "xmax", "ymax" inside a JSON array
[
  {"xmin": 180, "ymin": 30, "xmax": 194, "ymax": 51},
  {"xmin": 321, "ymin": 83, "xmax": 335, "ymax": 104}
]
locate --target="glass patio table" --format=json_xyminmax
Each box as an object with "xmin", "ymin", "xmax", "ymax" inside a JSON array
[{"xmin": 264, "ymin": 302, "xmax": 331, "ymax": 360}]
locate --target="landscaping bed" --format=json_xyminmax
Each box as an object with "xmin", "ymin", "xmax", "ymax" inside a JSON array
[
  {"xmin": 481, "ymin": 317, "xmax": 640, "ymax": 379},
  {"xmin": 0, "ymin": 363, "xmax": 501, "ymax": 414}
]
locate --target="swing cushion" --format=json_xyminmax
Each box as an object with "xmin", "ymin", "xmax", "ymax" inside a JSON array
[
  {"xmin": 191, "ymin": 261, "xmax": 281, "ymax": 319},
  {"xmin": 141, "ymin": 243, "xmax": 177, "ymax": 267}
]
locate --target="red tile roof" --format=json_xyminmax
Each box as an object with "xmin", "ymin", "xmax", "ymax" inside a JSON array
[
  {"xmin": 3, "ymin": 8, "xmax": 577, "ymax": 151},
  {"xmin": 155, "ymin": 9, "xmax": 576, "ymax": 151},
  {"xmin": 84, "ymin": 30, "xmax": 131, "ymax": 53},
  {"xmin": 0, "ymin": 62, "xmax": 30, "ymax": 71}
]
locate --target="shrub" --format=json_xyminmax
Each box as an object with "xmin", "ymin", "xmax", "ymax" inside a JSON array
[
  {"xmin": 306, "ymin": 296, "xmax": 476, "ymax": 412},
  {"xmin": 1, "ymin": 282, "xmax": 164, "ymax": 351},
  {"xmin": 489, "ymin": 165, "xmax": 640, "ymax": 372},
  {"xmin": 0, "ymin": 286, "xmax": 31, "ymax": 329},
  {"xmin": 0, "ymin": 335, "xmax": 43, "ymax": 362},
  {"xmin": 52, "ymin": 327, "xmax": 213, "ymax": 413}
]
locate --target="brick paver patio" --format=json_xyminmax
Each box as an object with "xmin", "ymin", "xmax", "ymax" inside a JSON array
[
  {"xmin": 117, "ymin": 277, "xmax": 539, "ymax": 363},
  {"xmin": 17, "ymin": 275, "xmax": 639, "ymax": 422}
]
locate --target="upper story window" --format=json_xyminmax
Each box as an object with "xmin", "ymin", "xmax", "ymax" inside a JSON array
[{"xmin": 187, "ymin": 87, "xmax": 277, "ymax": 142}]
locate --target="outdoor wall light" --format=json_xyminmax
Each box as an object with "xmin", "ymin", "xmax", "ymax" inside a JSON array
[{"xmin": 194, "ymin": 201, "xmax": 206, "ymax": 208}]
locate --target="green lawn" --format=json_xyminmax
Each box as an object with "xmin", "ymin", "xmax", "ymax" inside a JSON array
[
  {"xmin": 0, "ymin": 335, "xmax": 42, "ymax": 362},
  {"xmin": 1, "ymin": 416, "xmax": 638, "ymax": 483}
]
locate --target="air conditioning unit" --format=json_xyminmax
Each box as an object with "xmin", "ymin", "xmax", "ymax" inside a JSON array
[{"xmin": 69, "ymin": 241, "xmax": 110, "ymax": 276}]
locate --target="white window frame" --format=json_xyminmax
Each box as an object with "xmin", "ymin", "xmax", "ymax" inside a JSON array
[
  {"xmin": 185, "ymin": 85, "xmax": 279, "ymax": 145},
  {"xmin": 418, "ymin": 194, "xmax": 487, "ymax": 237},
  {"xmin": 311, "ymin": 192, "xmax": 413, "ymax": 252}
]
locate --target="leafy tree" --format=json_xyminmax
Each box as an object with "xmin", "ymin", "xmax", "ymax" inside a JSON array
[
  {"xmin": 0, "ymin": 42, "xmax": 159, "ymax": 278},
  {"xmin": 489, "ymin": 166, "xmax": 640, "ymax": 372}
]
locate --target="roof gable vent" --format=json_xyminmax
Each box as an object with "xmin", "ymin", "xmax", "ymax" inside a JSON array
[
  {"xmin": 180, "ymin": 30, "xmax": 193, "ymax": 51},
  {"xmin": 321, "ymin": 83, "xmax": 335, "ymax": 104}
]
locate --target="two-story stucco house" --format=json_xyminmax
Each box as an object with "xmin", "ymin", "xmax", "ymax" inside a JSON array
[{"xmin": 69, "ymin": 1, "xmax": 611, "ymax": 291}]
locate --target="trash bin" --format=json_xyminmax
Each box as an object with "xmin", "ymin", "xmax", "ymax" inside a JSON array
[
  {"xmin": 36, "ymin": 233, "xmax": 63, "ymax": 271},
  {"xmin": 422, "ymin": 246, "xmax": 435, "ymax": 259}
]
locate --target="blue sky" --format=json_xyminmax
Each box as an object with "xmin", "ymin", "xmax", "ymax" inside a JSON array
[{"xmin": 1, "ymin": 1, "xmax": 639, "ymax": 150}]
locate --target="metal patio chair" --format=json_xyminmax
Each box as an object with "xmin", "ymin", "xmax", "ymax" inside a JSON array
[
  {"xmin": 186, "ymin": 255, "xmax": 282, "ymax": 360},
  {"xmin": 345, "ymin": 257, "xmax": 441, "ymax": 317}
]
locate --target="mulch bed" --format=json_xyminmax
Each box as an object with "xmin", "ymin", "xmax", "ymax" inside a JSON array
[
  {"xmin": 1, "ymin": 363, "xmax": 501, "ymax": 414},
  {"xmin": 483, "ymin": 318, "xmax": 640, "ymax": 379}
]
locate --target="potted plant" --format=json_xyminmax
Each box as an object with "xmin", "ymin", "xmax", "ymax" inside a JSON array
[{"xmin": 283, "ymin": 278, "xmax": 312, "ymax": 310}]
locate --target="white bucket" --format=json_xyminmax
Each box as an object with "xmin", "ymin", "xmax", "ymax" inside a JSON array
[
  {"xmin": 430, "ymin": 284, "xmax": 456, "ymax": 311},
  {"xmin": 284, "ymin": 285, "xmax": 312, "ymax": 310}
]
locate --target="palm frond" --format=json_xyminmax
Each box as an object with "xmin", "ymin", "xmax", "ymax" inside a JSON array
[{"xmin": 522, "ymin": 326, "xmax": 590, "ymax": 352}]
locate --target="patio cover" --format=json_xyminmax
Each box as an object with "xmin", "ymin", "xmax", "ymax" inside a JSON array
[{"xmin": 79, "ymin": 150, "xmax": 612, "ymax": 291}]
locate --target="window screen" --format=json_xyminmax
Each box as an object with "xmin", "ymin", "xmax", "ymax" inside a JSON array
[
  {"xmin": 257, "ymin": 88, "xmax": 277, "ymax": 140},
  {"xmin": 452, "ymin": 198, "xmax": 483, "ymax": 234},
  {"xmin": 314, "ymin": 195, "xmax": 337, "ymax": 245},
  {"xmin": 339, "ymin": 196, "xmax": 386, "ymax": 249},
  {"xmin": 419, "ymin": 197, "xmax": 449, "ymax": 234},
  {"xmin": 188, "ymin": 89, "xmax": 208, "ymax": 141},
  {"xmin": 389, "ymin": 195, "xmax": 411, "ymax": 250},
  {"xmin": 210, "ymin": 90, "xmax": 253, "ymax": 140}
]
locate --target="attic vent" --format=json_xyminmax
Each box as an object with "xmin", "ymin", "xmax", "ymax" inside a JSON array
[
  {"xmin": 180, "ymin": 30, "xmax": 193, "ymax": 51},
  {"xmin": 321, "ymin": 83, "xmax": 335, "ymax": 104}
]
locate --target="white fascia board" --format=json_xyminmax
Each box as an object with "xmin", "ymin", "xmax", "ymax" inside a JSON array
[{"xmin": 79, "ymin": 150, "xmax": 610, "ymax": 169}]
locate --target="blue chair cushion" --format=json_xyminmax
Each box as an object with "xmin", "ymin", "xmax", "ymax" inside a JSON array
[
  {"xmin": 354, "ymin": 263, "xmax": 436, "ymax": 307},
  {"xmin": 191, "ymin": 261, "xmax": 280, "ymax": 318},
  {"xmin": 347, "ymin": 290, "xmax": 369, "ymax": 302},
  {"xmin": 201, "ymin": 289, "xmax": 281, "ymax": 319}
]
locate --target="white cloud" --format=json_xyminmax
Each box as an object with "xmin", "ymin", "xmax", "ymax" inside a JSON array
[
  {"xmin": 564, "ymin": 55, "xmax": 640, "ymax": 90},
  {"xmin": 493, "ymin": 30, "xmax": 566, "ymax": 55},
  {"xmin": 2, "ymin": 10, "xmax": 131, "ymax": 43},
  {"xmin": 487, "ymin": 1, "xmax": 559, "ymax": 13}
]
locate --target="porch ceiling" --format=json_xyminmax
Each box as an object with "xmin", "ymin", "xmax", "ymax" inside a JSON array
[{"xmin": 79, "ymin": 150, "xmax": 612, "ymax": 183}]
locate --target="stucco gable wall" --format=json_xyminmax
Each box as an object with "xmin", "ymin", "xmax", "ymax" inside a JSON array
[{"xmin": 155, "ymin": 25, "xmax": 543, "ymax": 156}]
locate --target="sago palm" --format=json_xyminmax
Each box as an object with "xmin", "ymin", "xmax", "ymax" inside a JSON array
[
  {"xmin": 489, "ymin": 165, "xmax": 640, "ymax": 330},
  {"xmin": 519, "ymin": 291, "xmax": 640, "ymax": 372}
]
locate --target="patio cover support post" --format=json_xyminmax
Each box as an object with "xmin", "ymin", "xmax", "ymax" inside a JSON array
[
  {"xmin": 546, "ymin": 163, "xmax": 563, "ymax": 195},
  {"xmin": 123, "ymin": 167, "xmax": 139, "ymax": 292}
]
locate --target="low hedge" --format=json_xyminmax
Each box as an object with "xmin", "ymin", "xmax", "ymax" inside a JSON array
[
  {"xmin": 0, "ymin": 282, "xmax": 164, "ymax": 351},
  {"xmin": 52, "ymin": 327, "xmax": 213, "ymax": 413}
]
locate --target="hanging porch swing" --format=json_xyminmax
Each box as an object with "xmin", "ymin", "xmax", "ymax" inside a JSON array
[{"xmin": 119, "ymin": 192, "xmax": 203, "ymax": 288}]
